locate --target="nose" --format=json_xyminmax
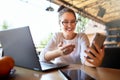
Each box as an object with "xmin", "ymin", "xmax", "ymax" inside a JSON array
[{"xmin": 67, "ymin": 22, "xmax": 74, "ymax": 27}]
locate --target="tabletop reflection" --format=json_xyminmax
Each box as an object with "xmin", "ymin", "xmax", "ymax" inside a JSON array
[{"xmin": 60, "ymin": 69, "xmax": 95, "ymax": 80}]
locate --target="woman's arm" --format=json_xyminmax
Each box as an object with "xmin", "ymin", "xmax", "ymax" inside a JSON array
[
  {"xmin": 45, "ymin": 43, "xmax": 75, "ymax": 61},
  {"xmin": 44, "ymin": 48, "xmax": 62, "ymax": 61},
  {"xmin": 39, "ymin": 33, "xmax": 59, "ymax": 61},
  {"xmin": 39, "ymin": 32, "xmax": 75, "ymax": 62}
]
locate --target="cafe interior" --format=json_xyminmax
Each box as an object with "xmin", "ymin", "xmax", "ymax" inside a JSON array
[
  {"xmin": 49, "ymin": 0, "xmax": 120, "ymax": 69},
  {"xmin": 0, "ymin": 0, "xmax": 120, "ymax": 80}
]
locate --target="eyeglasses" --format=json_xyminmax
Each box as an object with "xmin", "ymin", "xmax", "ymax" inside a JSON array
[{"xmin": 61, "ymin": 20, "xmax": 78, "ymax": 26}]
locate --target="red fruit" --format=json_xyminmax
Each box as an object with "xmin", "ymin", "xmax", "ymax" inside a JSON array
[{"xmin": 0, "ymin": 56, "xmax": 15, "ymax": 77}]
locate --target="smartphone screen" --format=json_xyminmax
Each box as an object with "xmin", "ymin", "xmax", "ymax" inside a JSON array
[
  {"xmin": 90, "ymin": 33, "xmax": 106, "ymax": 50},
  {"xmin": 88, "ymin": 33, "xmax": 106, "ymax": 58},
  {"xmin": 59, "ymin": 69, "xmax": 95, "ymax": 80}
]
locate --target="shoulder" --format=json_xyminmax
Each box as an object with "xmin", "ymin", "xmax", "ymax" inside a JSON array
[
  {"xmin": 54, "ymin": 32, "xmax": 62, "ymax": 36},
  {"xmin": 77, "ymin": 32, "xmax": 89, "ymax": 41},
  {"xmin": 52, "ymin": 32, "xmax": 63, "ymax": 38},
  {"xmin": 77, "ymin": 32, "xmax": 90, "ymax": 45},
  {"xmin": 51, "ymin": 32, "xmax": 63, "ymax": 41},
  {"xmin": 77, "ymin": 32, "xmax": 88, "ymax": 38}
]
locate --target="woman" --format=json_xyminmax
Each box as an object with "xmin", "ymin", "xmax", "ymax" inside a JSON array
[{"xmin": 39, "ymin": 6, "xmax": 104, "ymax": 67}]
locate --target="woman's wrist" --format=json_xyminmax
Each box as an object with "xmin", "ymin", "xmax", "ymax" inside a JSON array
[
  {"xmin": 44, "ymin": 48, "xmax": 68, "ymax": 61},
  {"xmin": 59, "ymin": 49, "xmax": 68, "ymax": 56},
  {"xmin": 45, "ymin": 49, "xmax": 61, "ymax": 61}
]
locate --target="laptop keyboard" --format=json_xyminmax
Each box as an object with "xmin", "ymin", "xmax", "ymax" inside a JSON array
[{"xmin": 40, "ymin": 61, "xmax": 68, "ymax": 71}]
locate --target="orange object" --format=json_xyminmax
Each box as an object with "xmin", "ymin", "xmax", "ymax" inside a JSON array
[{"xmin": 0, "ymin": 56, "xmax": 15, "ymax": 77}]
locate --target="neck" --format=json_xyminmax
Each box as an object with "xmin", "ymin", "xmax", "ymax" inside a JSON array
[{"xmin": 63, "ymin": 33, "xmax": 76, "ymax": 40}]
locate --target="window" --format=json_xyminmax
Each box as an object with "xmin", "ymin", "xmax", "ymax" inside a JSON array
[{"xmin": 0, "ymin": 0, "xmax": 59, "ymax": 50}]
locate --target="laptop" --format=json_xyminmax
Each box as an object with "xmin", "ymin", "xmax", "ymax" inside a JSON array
[{"xmin": 0, "ymin": 26, "xmax": 68, "ymax": 71}]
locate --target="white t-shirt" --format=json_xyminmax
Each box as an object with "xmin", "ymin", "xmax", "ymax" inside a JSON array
[{"xmin": 39, "ymin": 32, "xmax": 90, "ymax": 64}]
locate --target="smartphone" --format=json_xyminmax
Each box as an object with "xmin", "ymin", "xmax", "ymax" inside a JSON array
[{"xmin": 88, "ymin": 33, "xmax": 106, "ymax": 58}]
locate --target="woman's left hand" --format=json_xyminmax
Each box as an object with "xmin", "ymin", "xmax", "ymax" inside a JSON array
[{"xmin": 85, "ymin": 41, "xmax": 105, "ymax": 67}]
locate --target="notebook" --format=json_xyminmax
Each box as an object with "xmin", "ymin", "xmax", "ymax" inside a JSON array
[{"xmin": 0, "ymin": 26, "xmax": 68, "ymax": 71}]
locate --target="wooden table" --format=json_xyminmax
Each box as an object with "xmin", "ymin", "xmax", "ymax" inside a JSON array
[{"xmin": 3, "ymin": 64, "xmax": 120, "ymax": 80}]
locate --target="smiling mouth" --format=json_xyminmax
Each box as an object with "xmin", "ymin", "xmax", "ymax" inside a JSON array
[{"xmin": 66, "ymin": 28, "xmax": 73, "ymax": 32}]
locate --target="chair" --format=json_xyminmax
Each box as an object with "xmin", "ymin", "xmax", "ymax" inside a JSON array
[{"xmin": 101, "ymin": 47, "xmax": 120, "ymax": 69}]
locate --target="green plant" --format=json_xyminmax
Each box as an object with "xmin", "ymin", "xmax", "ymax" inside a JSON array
[
  {"xmin": 39, "ymin": 33, "xmax": 53, "ymax": 49},
  {"xmin": 1, "ymin": 21, "xmax": 9, "ymax": 30},
  {"xmin": 76, "ymin": 14, "xmax": 89, "ymax": 33}
]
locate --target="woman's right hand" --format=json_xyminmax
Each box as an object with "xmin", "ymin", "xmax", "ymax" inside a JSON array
[{"xmin": 58, "ymin": 42, "xmax": 75, "ymax": 55}]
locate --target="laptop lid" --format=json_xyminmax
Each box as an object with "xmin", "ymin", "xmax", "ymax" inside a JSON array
[
  {"xmin": 0, "ymin": 26, "xmax": 68, "ymax": 71},
  {"xmin": 0, "ymin": 26, "xmax": 41, "ymax": 70}
]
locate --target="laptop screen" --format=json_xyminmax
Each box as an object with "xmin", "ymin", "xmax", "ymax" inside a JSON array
[{"xmin": 0, "ymin": 26, "xmax": 41, "ymax": 70}]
